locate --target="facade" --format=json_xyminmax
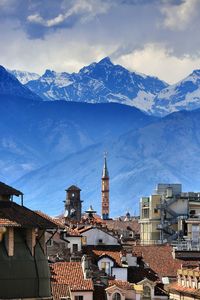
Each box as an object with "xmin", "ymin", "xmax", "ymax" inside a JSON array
[
  {"xmin": 0, "ymin": 181, "xmax": 59, "ymax": 299},
  {"xmin": 102, "ymin": 155, "xmax": 110, "ymax": 220},
  {"xmin": 140, "ymin": 183, "xmax": 200, "ymax": 245},
  {"xmin": 79, "ymin": 226, "xmax": 120, "ymax": 246},
  {"xmin": 64, "ymin": 185, "xmax": 83, "ymax": 222},
  {"xmin": 169, "ymin": 267, "xmax": 200, "ymax": 300}
]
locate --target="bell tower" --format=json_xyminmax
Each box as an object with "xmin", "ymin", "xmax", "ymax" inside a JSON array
[
  {"xmin": 64, "ymin": 185, "xmax": 82, "ymax": 222},
  {"xmin": 101, "ymin": 153, "xmax": 109, "ymax": 220}
]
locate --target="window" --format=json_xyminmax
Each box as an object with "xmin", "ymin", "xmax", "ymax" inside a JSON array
[
  {"xmin": 154, "ymin": 208, "xmax": 158, "ymax": 213},
  {"xmin": 98, "ymin": 239, "xmax": 103, "ymax": 244},
  {"xmin": 112, "ymin": 293, "xmax": 121, "ymax": 300},
  {"xmin": 143, "ymin": 286, "xmax": 151, "ymax": 299},
  {"xmin": 72, "ymin": 243, "xmax": 78, "ymax": 253},
  {"xmin": 101, "ymin": 261, "xmax": 110, "ymax": 275},
  {"xmin": 75, "ymin": 296, "xmax": 83, "ymax": 300},
  {"xmin": 142, "ymin": 208, "xmax": 149, "ymax": 219}
]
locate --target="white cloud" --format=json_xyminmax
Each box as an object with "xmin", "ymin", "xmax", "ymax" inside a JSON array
[
  {"xmin": 115, "ymin": 44, "xmax": 200, "ymax": 84},
  {"xmin": 27, "ymin": 0, "xmax": 111, "ymax": 27},
  {"xmin": 161, "ymin": 0, "xmax": 198, "ymax": 30}
]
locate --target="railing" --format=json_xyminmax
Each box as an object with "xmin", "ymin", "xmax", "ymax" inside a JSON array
[{"xmin": 172, "ymin": 240, "xmax": 200, "ymax": 251}]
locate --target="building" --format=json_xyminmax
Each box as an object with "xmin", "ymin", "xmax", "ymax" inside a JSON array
[
  {"xmin": 50, "ymin": 261, "xmax": 94, "ymax": 300},
  {"xmin": 140, "ymin": 183, "xmax": 200, "ymax": 245},
  {"xmin": 64, "ymin": 185, "xmax": 83, "ymax": 223},
  {"xmin": 168, "ymin": 267, "xmax": 200, "ymax": 300},
  {"xmin": 102, "ymin": 154, "xmax": 110, "ymax": 220},
  {"xmin": 0, "ymin": 181, "xmax": 59, "ymax": 299}
]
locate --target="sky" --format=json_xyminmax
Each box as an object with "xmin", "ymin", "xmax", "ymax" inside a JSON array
[{"xmin": 0, "ymin": 0, "xmax": 200, "ymax": 84}]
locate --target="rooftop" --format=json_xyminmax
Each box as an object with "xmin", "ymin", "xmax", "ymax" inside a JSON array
[
  {"xmin": 0, "ymin": 182, "xmax": 23, "ymax": 196},
  {"xmin": 0, "ymin": 201, "xmax": 58, "ymax": 229},
  {"xmin": 50, "ymin": 262, "xmax": 94, "ymax": 291}
]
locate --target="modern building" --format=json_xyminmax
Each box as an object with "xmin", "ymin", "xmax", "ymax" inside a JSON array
[{"xmin": 140, "ymin": 183, "xmax": 200, "ymax": 245}]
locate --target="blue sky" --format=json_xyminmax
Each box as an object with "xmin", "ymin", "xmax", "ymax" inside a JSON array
[{"xmin": 0, "ymin": 0, "xmax": 200, "ymax": 83}]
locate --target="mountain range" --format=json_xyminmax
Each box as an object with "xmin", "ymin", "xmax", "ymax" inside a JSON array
[
  {"xmin": 1, "ymin": 60, "xmax": 200, "ymax": 216},
  {"xmin": 9, "ymin": 57, "xmax": 200, "ymax": 116}
]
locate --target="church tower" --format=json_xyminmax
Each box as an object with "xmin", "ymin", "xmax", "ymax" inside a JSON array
[
  {"xmin": 102, "ymin": 154, "xmax": 110, "ymax": 220},
  {"xmin": 64, "ymin": 185, "xmax": 82, "ymax": 222}
]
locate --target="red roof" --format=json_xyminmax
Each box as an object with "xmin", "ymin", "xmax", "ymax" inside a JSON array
[
  {"xmin": 91, "ymin": 249, "xmax": 122, "ymax": 266},
  {"xmin": 50, "ymin": 262, "xmax": 94, "ymax": 291},
  {"xmin": 169, "ymin": 282, "xmax": 200, "ymax": 297},
  {"xmin": 108, "ymin": 280, "xmax": 134, "ymax": 290},
  {"xmin": 0, "ymin": 201, "xmax": 58, "ymax": 229},
  {"xmin": 133, "ymin": 244, "xmax": 186, "ymax": 278},
  {"xmin": 51, "ymin": 283, "xmax": 70, "ymax": 300}
]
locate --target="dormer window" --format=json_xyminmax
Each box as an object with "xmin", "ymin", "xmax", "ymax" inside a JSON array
[{"xmin": 112, "ymin": 293, "xmax": 121, "ymax": 300}]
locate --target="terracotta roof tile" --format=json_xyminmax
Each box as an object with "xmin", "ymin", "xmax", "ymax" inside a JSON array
[
  {"xmin": 92, "ymin": 249, "xmax": 122, "ymax": 266},
  {"xmin": 0, "ymin": 201, "xmax": 58, "ymax": 229},
  {"xmin": 51, "ymin": 283, "xmax": 70, "ymax": 300},
  {"xmin": 0, "ymin": 218, "xmax": 20, "ymax": 227},
  {"xmin": 133, "ymin": 244, "xmax": 198, "ymax": 279},
  {"xmin": 50, "ymin": 262, "xmax": 94, "ymax": 291},
  {"xmin": 108, "ymin": 280, "xmax": 134, "ymax": 290},
  {"xmin": 169, "ymin": 282, "xmax": 200, "ymax": 297},
  {"xmin": 34, "ymin": 210, "xmax": 65, "ymax": 228},
  {"xmin": 65, "ymin": 227, "xmax": 81, "ymax": 236}
]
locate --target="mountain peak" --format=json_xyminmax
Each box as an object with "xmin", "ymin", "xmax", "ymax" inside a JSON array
[
  {"xmin": 98, "ymin": 57, "xmax": 113, "ymax": 66},
  {"xmin": 191, "ymin": 69, "xmax": 200, "ymax": 76},
  {"xmin": 43, "ymin": 69, "xmax": 55, "ymax": 77}
]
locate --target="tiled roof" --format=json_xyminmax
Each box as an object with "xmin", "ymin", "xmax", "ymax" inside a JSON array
[
  {"xmin": 108, "ymin": 280, "xmax": 134, "ymax": 290},
  {"xmin": 0, "ymin": 201, "xmax": 58, "ymax": 229},
  {"xmin": 91, "ymin": 249, "xmax": 122, "ymax": 266},
  {"xmin": 51, "ymin": 283, "xmax": 70, "ymax": 300},
  {"xmin": 0, "ymin": 218, "xmax": 20, "ymax": 227},
  {"xmin": 133, "ymin": 244, "xmax": 183, "ymax": 278},
  {"xmin": 34, "ymin": 210, "xmax": 65, "ymax": 228},
  {"xmin": 105, "ymin": 219, "xmax": 140, "ymax": 234},
  {"xmin": 169, "ymin": 282, "xmax": 200, "ymax": 297},
  {"xmin": 0, "ymin": 182, "xmax": 23, "ymax": 196},
  {"xmin": 65, "ymin": 226, "xmax": 81, "ymax": 236},
  {"xmin": 50, "ymin": 262, "xmax": 94, "ymax": 291}
]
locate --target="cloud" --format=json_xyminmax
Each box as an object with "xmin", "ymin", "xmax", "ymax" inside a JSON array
[
  {"xmin": 115, "ymin": 44, "xmax": 200, "ymax": 84},
  {"xmin": 161, "ymin": 0, "xmax": 199, "ymax": 30},
  {"xmin": 27, "ymin": 0, "xmax": 112, "ymax": 28}
]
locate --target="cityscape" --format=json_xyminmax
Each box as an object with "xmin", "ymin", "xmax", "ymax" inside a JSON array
[{"xmin": 1, "ymin": 0, "xmax": 200, "ymax": 299}]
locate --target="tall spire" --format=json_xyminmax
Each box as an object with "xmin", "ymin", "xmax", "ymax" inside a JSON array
[
  {"xmin": 102, "ymin": 152, "xmax": 109, "ymax": 178},
  {"xmin": 101, "ymin": 152, "xmax": 110, "ymax": 220}
]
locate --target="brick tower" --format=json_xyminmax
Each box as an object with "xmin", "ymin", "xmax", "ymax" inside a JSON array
[{"xmin": 101, "ymin": 154, "xmax": 109, "ymax": 220}]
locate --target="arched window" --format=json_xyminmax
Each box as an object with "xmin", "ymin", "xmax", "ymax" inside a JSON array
[
  {"xmin": 112, "ymin": 292, "xmax": 121, "ymax": 300},
  {"xmin": 143, "ymin": 285, "xmax": 151, "ymax": 299}
]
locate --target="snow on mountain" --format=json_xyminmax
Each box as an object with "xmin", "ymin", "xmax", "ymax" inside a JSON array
[
  {"xmin": 9, "ymin": 69, "xmax": 40, "ymax": 84},
  {"xmin": 25, "ymin": 57, "xmax": 168, "ymax": 110},
  {"xmin": 153, "ymin": 69, "xmax": 200, "ymax": 116},
  {"xmin": 0, "ymin": 66, "xmax": 41, "ymax": 100}
]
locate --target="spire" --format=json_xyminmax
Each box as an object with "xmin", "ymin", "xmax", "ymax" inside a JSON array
[{"xmin": 102, "ymin": 152, "xmax": 109, "ymax": 178}]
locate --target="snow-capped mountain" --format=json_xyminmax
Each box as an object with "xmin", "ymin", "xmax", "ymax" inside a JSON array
[
  {"xmin": 153, "ymin": 70, "xmax": 200, "ymax": 116},
  {"xmin": 9, "ymin": 69, "xmax": 40, "ymax": 84},
  {"xmin": 0, "ymin": 66, "xmax": 40, "ymax": 100},
  {"xmin": 25, "ymin": 57, "xmax": 168, "ymax": 113}
]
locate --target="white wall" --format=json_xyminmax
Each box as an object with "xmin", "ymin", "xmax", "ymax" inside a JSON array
[
  {"xmin": 66, "ymin": 236, "xmax": 82, "ymax": 252},
  {"xmin": 82, "ymin": 228, "xmax": 119, "ymax": 246},
  {"xmin": 71, "ymin": 291, "xmax": 93, "ymax": 300},
  {"xmin": 98, "ymin": 257, "xmax": 114, "ymax": 275},
  {"xmin": 112, "ymin": 267, "xmax": 127, "ymax": 281}
]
